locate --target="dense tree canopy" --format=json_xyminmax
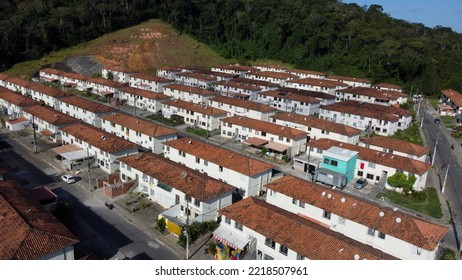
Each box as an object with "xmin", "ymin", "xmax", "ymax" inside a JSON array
[{"xmin": 1, "ymin": 0, "xmax": 462, "ymax": 95}]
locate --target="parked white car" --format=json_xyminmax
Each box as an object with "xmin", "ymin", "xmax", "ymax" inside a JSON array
[{"xmin": 61, "ymin": 174, "xmax": 76, "ymax": 184}]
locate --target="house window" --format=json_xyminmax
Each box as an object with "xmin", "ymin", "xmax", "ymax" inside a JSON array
[
  {"xmin": 323, "ymin": 158, "xmax": 330, "ymax": 164},
  {"xmin": 357, "ymin": 171, "xmax": 363, "ymax": 176},
  {"xmin": 196, "ymin": 157, "xmax": 200, "ymax": 163},
  {"xmin": 296, "ymin": 254, "xmax": 305, "ymax": 260},
  {"xmin": 219, "ymin": 166, "xmax": 223, "ymax": 172},
  {"xmin": 366, "ymin": 173, "xmax": 374, "ymax": 180},
  {"xmin": 292, "ymin": 198, "xmax": 298, "ymax": 205},
  {"xmin": 225, "ymin": 217, "xmax": 231, "ymax": 224},
  {"xmin": 265, "ymin": 238, "xmax": 276, "ymax": 249},
  {"xmin": 338, "ymin": 217, "xmax": 346, "ymax": 225},
  {"xmin": 204, "ymin": 160, "xmax": 208, "ymax": 166},
  {"xmin": 279, "ymin": 245, "xmax": 288, "ymax": 256},
  {"xmin": 194, "ymin": 199, "xmax": 200, "ymax": 207},
  {"xmin": 299, "ymin": 201, "xmax": 305, "ymax": 208},
  {"xmin": 235, "ymin": 222, "xmax": 243, "ymax": 231},
  {"xmin": 185, "ymin": 194, "xmax": 191, "ymax": 202},
  {"xmin": 278, "ymin": 136, "xmax": 283, "ymax": 141},
  {"xmin": 378, "ymin": 232, "xmax": 386, "ymax": 239},
  {"xmin": 263, "ymin": 254, "xmax": 274, "ymax": 260},
  {"xmin": 330, "ymin": 160, "xmax": 338, "ymax": 167},
  {"xmin": 367, "ymin": 228, "xmax": 376, "ymax": 236},
  {"xmin": 323, "ymin": 210, "xmax": 331, "ymax": 220},
  {"xmin": 261, "ymin": 131, "xmax": 266, "ymax": 136}
]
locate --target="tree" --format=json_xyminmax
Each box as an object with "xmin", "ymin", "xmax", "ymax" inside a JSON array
[
  {"xmin": 387, "ymin": 173, "xmax": 417, "ymax": 193},
  {"xmin": 107, "ymin": 71, "xmax": 114, "ymax": 81}
]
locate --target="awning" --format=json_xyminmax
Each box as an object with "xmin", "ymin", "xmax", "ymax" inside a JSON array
[
  {"xmin": 51, "ymin": 144, "xmax": 81, "ymax": 154},
  {"xmin": 61, "ymin": 150, "xmax": 90, "ymax": 161},
  {"xmin": 265, "ymin": 141, "xmax": 290, "ymax": 152},
  {"xmin": 101, "ymin": 91, "xmax": 114, "ymax": 96},
  {"xmin": 243, "ymin": 137, "xmax": 268, "ymax": 147},
  {"xmin": 212, "ymin": 225, "xmax": 248, "ymax": 250},
  {"xmin": 40, "ymin": 129, "xmax": 54, "ymax": 137}
]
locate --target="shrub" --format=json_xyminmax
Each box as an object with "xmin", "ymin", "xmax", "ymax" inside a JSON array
[
  {"xmin": 155, "ymin": 217, "xmax": 166, "ymax": 233},
  {"xmin": 261, "ymin": 147, "xmax": 267, "ymax": 156},
  {"xmin": 282, "ymin": 154, "xmax": 290, "ymax": 163},
  {"xmin": 438, "ymin": 248, "xmax": 457, "ymax": 260},
  {"xmin": 411, "ymin": 190, "xmax": 427, "ymax": 201},
  {"xmin": 387, "ymin": 173, "xmax": 416, "ymax": 193}
]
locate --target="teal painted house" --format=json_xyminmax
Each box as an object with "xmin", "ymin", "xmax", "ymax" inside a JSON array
[{"xmin": 320, "ymin": 146, "xmax": 358, "ymax": 183}]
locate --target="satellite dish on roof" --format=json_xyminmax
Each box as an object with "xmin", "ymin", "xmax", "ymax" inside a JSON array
[
  {"xmin": 379, "ymin": 211, "xmax": 384, "ymax": 217},
  {"xmin": 354, "ymin": 254, "xmax": 360, "ymax": 260},
  {"xmin": 396, "ymin": 217, "xmax": 401, "ymax": 223},
  {"xmin": 321, "ymin": 191, "xmax": 326, "ymax": 197},
  {"xmin": 180, "ymin": 171, "xmax": 187, "ymax": 179},
  {"xmin": 341, "ymin": 198, "xmax": 346, "ymax": 203},
  {"xmin": 327, "ymin": 194, "xmax": 332, "ymax": 199}
]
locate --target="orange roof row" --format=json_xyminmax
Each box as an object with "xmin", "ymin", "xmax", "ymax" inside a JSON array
[
  {"xmin": 210, "ymin": 96, "xmax": 275, "ymax": 112},
  {"xmin": 119, "ymin": 153, "xmax": 233, "ymax": 202},
  {"xmin": 361, "ymin": 136, "xmax": 429, "ymax": 157},
  {"xmin": 59, "ymin": 95, "xmax": 115, "ymax": 114},
  {"xmin": 102, "ymin": 112, "xmax": 177, "ymax": 137},
  {"xmin": 163, "ymin": 99, "xmax": 227, "ymax": 116},
  {"xmin": 320, "ymin": 101, "xmax": 400, "ymax": 122},
  {"xmin": 164, "ymin": 84, "xmax": 216, "ymax": 96},
  {"xmin": 24, "ymin": 105, "xmax": 79, "ymax": 126}
]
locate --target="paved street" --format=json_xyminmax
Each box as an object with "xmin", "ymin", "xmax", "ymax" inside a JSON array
[
  {"xmin": 2, "ymin": 129, "xmax": 210, "ymax": 260},
  {"xmin": 420, "ymin": 102, "xmax": 462, "ymax": 255}
]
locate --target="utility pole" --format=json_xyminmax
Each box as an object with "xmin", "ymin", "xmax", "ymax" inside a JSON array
[
  {"xmin": 32, "ymin": 116, "xmax": 38, "ymax": 155},
  {"xmin": 184, "ymin": 200, "xmax": 190, "ymax": 260},
  {"xmin": 432, "ymin": 133, "xmax": 440, "ymax": 166},
  {"xmin": 87, "ymin": 147, "xmax": 92, "ymax": 192},
  {"xmin": 305, "ymin": 145, "xmax": 312, "ymax": 181},
  {"xmin": 420, "ymin": 110, "xmax": 425, "ymax": 128}
]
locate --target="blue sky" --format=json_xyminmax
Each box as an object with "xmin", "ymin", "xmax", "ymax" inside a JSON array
[{"xmin": 342, "ymin": 1, "xmax": 462, "ymax": 33}]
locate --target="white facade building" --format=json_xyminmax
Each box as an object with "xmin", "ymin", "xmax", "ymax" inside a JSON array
[
  {"xmin": 117, "ymin": 86, "xmax": 170, "ymax": 113},
  {"xmin": 163, "ymin": 138, "xmax": 273, "ymax": 198},
  {"xmin": 256, "ymin": 90, "xmax": 320, "ymax": 116},
  {"xmin": 163, "ymin": 84, "xmax": 216, "ymax": 104},
  {"xmin": 359, "ymin": 136, "xmax": 429, "ymax": 162},
  {"xmin": 129, "ymin": 73, "xmax": 174, "ymax": 92},
  {"xmin": 326, "ymin": 75, "xmax": 372, "ymax": 88},
  {"xmin": 101, "ymin": 66, "xmax": 135, "ymax": 83},
  {"xmin": 209, "ymin": 96, "xmax": 276, "ymax": 121},
  {"xmin": 58, "ymin": 95, "xmax": 116, "ymax": 128},
  {"xmin": 285, "ymin": 78, "xmax": 348, "ymax": 95}
]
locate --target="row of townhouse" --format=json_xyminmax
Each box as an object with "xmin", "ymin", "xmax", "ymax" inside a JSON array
[
  {"xmin": 162, "ymin": 99, "xmax": 227, "ymax": 131},
  {"xmin": 270, "ymin": 112, "xmax": 361, "ymax": 145},
  {"xmin": 212, "ymin": 80, "xmax": 263, "ymax": 100},
  {"xmin": 163, "ymin": 138, "xmax": 274, "ymax": 198},
  {"xmin": 305, "ymin": 138, "xmax": 431, "ymax": 190},
  {"xmin": 440, "ymin": 89, "xmax": 462, "ymax": 116},
  {"xmin": 175, "ymin": 72, "xmax": 218, "ymax": 89},
  {"xmin": 359, "ymin": 136, "xmax": 429, "ymax": 162},
  {"xmin": 163, "ymin": 84, "xmax": 216, "ymax": 104},
  {"xmin": 335, "ymin": 87, "xmax": 408, "ymax": 106},
  {"xmin": 60, "ymin": 123, "xmax": 139, "ymax": 173},
  {"xmin": 58, "ymin": 95, "xmax": 116, "ymax": 128},
  {"xmin": 208, "ymin": 96, "xmax": 276, "ymax": 121},
  {"xmin": 244, "ymin": 71, "xmax": 299, "ymax": 87},
  {"xmin": 256, "ymin": 90, "xmax": 320, "ymax": 116},
  {"xmin": 319, "ymin": 101, "xmax": 399, "ymax": 136},
  {"xmin": 0, "ymin": 87, "xmax": 40, "ymax": 117},
  {"xmin": 129, "ymin": 72, "xmax": 174, "ymax": 92},
  {"xmin": 326, "ymin": 75, "xmax": 372, "ymax": 88},
  {"xmin": 221, "ymin": 115, "xmax": 308, "ymax": 157},
  {"xmin": 117, "ymin": 86, "xmax": 170, "ymax": 113},
  {"xmin": 100, "ymin": 112, "xmax": 178, "ymax": 154},
  {"xmin": 101, "ymin": 65, "xmax": 137, "ymax": 83},
  {"xmin": 213, "ymin": 175, "xmax": 447, "ymax": 260},
  {"xmin": 211, "ymin": 65, "xmax": 254, "ymax": 76},
  {"xmin": 0, "ymin": 74, "xmax": 69, "ymax": 109},
  {"xmin": 118, "ymin": 152, "xmax": 234, "ymax": 232},
  {"xmin": 285, "ymin": 77, "xmax": 349, "ymax": 95}
]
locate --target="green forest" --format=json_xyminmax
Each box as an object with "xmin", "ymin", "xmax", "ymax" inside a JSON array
[{"xmin": 1, "ymin": 0, "xmax": 462, "ymax": 95}]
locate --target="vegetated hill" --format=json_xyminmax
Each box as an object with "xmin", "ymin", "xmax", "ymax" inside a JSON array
[
  {"xmin": 2, "ymin": 0, "xmax": 462, "ymax": 94},
  {"xmin": 4, "ymin": 20, "xmax": 227, "ymax": 78}
]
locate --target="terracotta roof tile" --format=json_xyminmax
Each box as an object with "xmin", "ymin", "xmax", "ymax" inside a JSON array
[
  {"xmin": 361, "ymin": 136, "xmax": 429, "ymax": 157},
  {"xmin": 231, "ymin": 77, "xmax": 279, "ymax": 88},
  {"xmin": 119, "ymin": 153, "xmax": 233, "ymax": 202},
  {"xmin": 338, "ymin": 100, "xmax": 412, "ymax": 117},
  {"xmin": 102, "ymin": 65, "xmax": 136, "ymax": 73},
  {"xmin": 288, "ymin": 77, "xmax": 348, "ymax": 88},
  {"xmin": 102, "ymin": 112, "xmax": 177, "ymax": 137},
  {"xmin": 373, "ymin": 83, "xmax": 402, "ymax": 90},
  {"xmin": 61, "ymin": 123, "xmax": 138, "ymax": 153},
  {"xmin": 23, "ymin": 105, "xmax": 79, "ymax": 126},
  {"xmin": 259, "ymin": 90, "xmax": 320, "ymax": 104},
  {"xmin": 222, "ymin": 115, "xmax": 307, "ymax": 139},
  {"xmin": 25, "ymin": 82, "xmax": 69, "ymax": 98},
  {"xmin": 321, "ymin": 101, "xmax": 400, "ymax": 122},
  {"xmin": 3, "ymin": 76, "xmax": 32, "ymax": 88},
  {"xmin": 272, "ymin": 112, "xmax": 361, "ymax": 137},
  {"xmin": 193, "ymin": 69, "xmax": 238, "ymax": 79},
  {"xmin": 59, "ymin": 95, "xmax": 115, "ymax": 113},
  {"xmin": 327, "ymin": 75, "xmax": 371, "ymax": 84},
  {"xmin": 337, "ymin": 87, "xmax": 407, "ymax": 101},
  {"xmin": 176, "ymin": 72, "xmax": 218, "ymax": 81},
  {"xmin": 164, "ymin": 84, "xmax": 216, "ymax": 96},
  {"xmin": 163, "ymin": 99, "xmax": 227, "ymax": 116},
  {"xmin": 0, "ymin": 90, "xmax": 40, "ymax": 107},
  {"xmin": 210, "ymin": 96, "xmax": 276, "ymax": 112},
  {"xmin": 59, "ymin": 71, "xmax": 88, "ymax": 81},
  {"xmin": 0, "ymin": 180, "xmax": 79, "ymax": 260},
  {"xmin": 265, "ymin": 175, "xmax": 448, "ymax": 251},
  {"xmin": 118, "ymin": 86, "xmax": 170, "ymax": 100},
  {"xmin": 247, "ymin": 71, "xmax": 299, "ymax": 80},
  {"xmin": 287, "ymin": 69, "xmax": 326, "ymax": 77},
  {"xmin": 441, "ymin": 89, "xmax": 462, "ymax": 107},
  {"xmin": 130, "ymin": 73, "xmax": 174, "ymax": 83},
  {"xmin": 308, "ymin": 138, "xmax": 431, "ymax": 175},
  {"xmin": 39, "ymin": 68, "xmax": 62, "ymax": 76},
  {"xmin": 213, "ymin": 65, "xmax": 254, "ymax": 72},
  {"xmin": 213, "ymin": 80, "xmax": 261, "ymax": 91},
  {"xmin": 278, "ymin": 87, "xmax": 336, "ymax": 101},
  {"xmin": 220, "ymin": 197, "xmax": 397, "ymax": 260},
  {"xmin": 164, "ymin": 138, "xmax": 273, "ymax": 176}
]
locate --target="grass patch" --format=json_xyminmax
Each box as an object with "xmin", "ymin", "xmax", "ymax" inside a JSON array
[
  {"xmin": 377, "ymin": 187, "xmax": 442, "ymax": 219},
  {"xmin": 426, "ymin": 96, "xmax": 440, "ymax": 109},
  {"xmin": 391, "ymin": 122, "xmax": 423, "ymax": 145},
  {"xmin": 146, "ymin": 114, "xmax": 184, "ymax": 126},
  {"xmin": 440, "ymin": 116, "xmax": 456, "ymax": 128},
  {"xmin": 186, "ymin": 127, "xmax": 208, "ymax": 138}
]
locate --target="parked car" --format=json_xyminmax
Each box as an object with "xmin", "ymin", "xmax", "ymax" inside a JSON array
[
  {"xmin": 434, "ymin": 118, "xmax": 441, "ymax": 124},
  {"xmin": 61, "ymin": 174, "xmax": 76, "ymax": 184},
  {"xmin": 354, "ymin": 178, "xmax": 368, "ymax": 190}
]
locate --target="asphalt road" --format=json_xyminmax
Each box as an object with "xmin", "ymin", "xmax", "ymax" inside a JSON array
[
  {"xmin": 421, "ymin": 104, "xmax": 462, "ymax": 252},
  {"xmin": 1, "ymin": 132, "xmax": 178, "ymax": 260}
]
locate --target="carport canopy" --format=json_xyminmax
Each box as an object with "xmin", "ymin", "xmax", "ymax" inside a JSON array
[
  {"xmin": 265, "ymin": 141, "xmax": 290, "ymax": 153},
  {"xmin": 51, "ymin": 144, "xmax": 91, "ymax": 161}
]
